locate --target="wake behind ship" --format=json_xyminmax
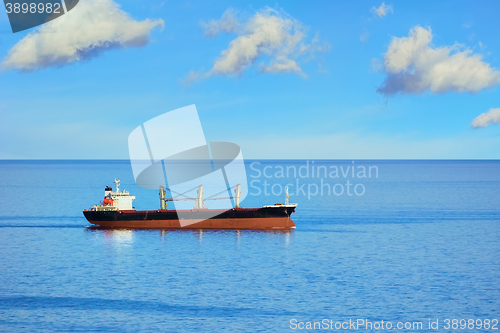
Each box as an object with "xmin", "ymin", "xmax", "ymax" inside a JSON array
[{"xmin": 83, "ymin": 180, "xmax": 297, "ymax": 230}]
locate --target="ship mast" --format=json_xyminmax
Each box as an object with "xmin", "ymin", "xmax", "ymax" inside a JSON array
[
  {"xmin": 195, "ymin": 185, "xmax": 204, "ymax": 209},
  {"xmin": 159, "ymin": 186, "xmax": 166, "ymax": 210},
  {"xmin": 285, "ymin": 186, "xmax": 290, "ymax": 205},
  {"xmin": 234, "ymin": 184, "xmax": 241, "ymax": 208}
]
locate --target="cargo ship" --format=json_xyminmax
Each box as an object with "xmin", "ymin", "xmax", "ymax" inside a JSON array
[{"xmin": 83, "ymin": 180, "xmax": 297, "ymax": 230}]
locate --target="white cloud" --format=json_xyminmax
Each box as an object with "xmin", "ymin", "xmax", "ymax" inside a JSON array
[
  {"xmin": 200, "ymin": 8, "xmax": 240, "ymax": 37},
  {"xmin": 371, "ymin": 3, "xmax": 393, "ymax": 17},
  {"xmin": 471, "ymin": 108, "xmax": 500, "ymax": 128},
  {"xmin": 2, "ymin": 0, "xmax": 164, "ymax": 71},
  {"xmin": 377, "ymin": 26, "xmax": 500, "ymax": 95},
  {"xmin": 260, "ymin": 57, "xmax": 303, "ymax": 76},
  {"xmin": 187, "ymin": 7, "xmax": 328, "ymax": 83}
]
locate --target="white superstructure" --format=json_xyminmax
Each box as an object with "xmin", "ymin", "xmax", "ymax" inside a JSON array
[{"xmin": 93, "ymin": 179, "xmax": 135, "ymax": 211}]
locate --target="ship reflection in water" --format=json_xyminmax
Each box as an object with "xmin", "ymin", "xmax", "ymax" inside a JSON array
[
  {"xmin": 86, "ymin": 226, "xmax": 293, "ymax": 245},
  {"xmin": 104, "ymin": 229, "xmax": 133, "ymax": 242}
]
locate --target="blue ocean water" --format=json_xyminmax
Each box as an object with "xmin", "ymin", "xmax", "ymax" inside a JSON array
[{"xmin": 0, "ymin": 160, "xmax": 498, "ymax": 332}]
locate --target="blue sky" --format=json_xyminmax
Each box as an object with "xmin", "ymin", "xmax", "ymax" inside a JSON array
[{"xmin": 0, "ymin": 0, "xmax": 499, "ymax": 159}]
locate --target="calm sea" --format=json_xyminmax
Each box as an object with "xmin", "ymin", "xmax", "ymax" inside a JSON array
[{"xmin": 0, "ymin": 160, "xmax": 498, "ymax": 332}]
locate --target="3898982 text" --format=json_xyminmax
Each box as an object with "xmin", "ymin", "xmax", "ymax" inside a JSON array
[
  {"xmin": 443, "ymin": 318, "xmax": 498, "ymax": 330},
  {"xmin": 5, "ymin": 2, "xmax": 62, "ymax": 14}
]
